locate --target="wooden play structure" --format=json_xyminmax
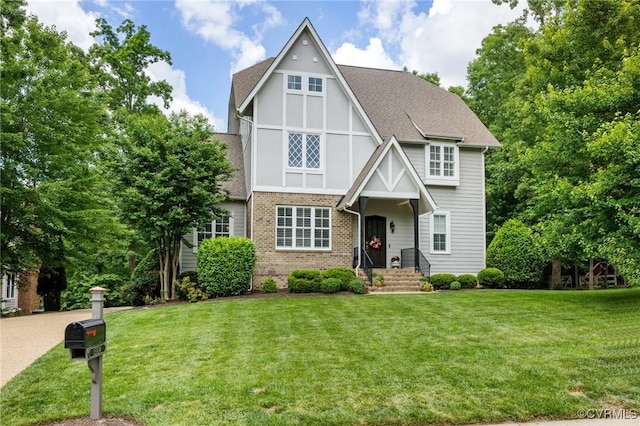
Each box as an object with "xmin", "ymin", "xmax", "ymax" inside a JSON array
[{"xmin": 560, "ymin": 259, "xmax": 627, "ymax": 289}]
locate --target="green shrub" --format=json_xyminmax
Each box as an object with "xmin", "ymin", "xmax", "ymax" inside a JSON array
[
  {"xmin": 262, "ymin": 277, "xmax": 278, "ymax": 294},
  {"xmin": 320, "ymin": 278, "xmax": 342, "ymax": 293},
  {"xmin": 478, "ymin": 267, "xmax": 506, "ymax": 288},
  {"xmin": 430, "ymin": 273, "xmax": 457, "ymax": 290},
  {"xmin": 487, "ymin": 219, "xmax": 545, "ymax": 288},
  {"xmin": 421, "ymin": 282, "xmax": 434, "ymax": 292},
  {"xmin": 450, "ymin": 281, "xmax": 461, "ymax": 291},
  {"xmin": 346, "ymin": 279, "xmax": 367, "ymax": 294},
  {"xmin": 373, "ymin": 273, "xmax": 385, "ymax": 287},
  {"xmin": 122, "ymin": 249, "xmax": 161, "ymax": 306},
  {"xmin": 320, "ymin": 268, "xmax": 356, "ymax": 290},
  {"xmin": 287, "ymin": 270, "xmax": 321, "ymax": 293},
  {"xmin": 177, "ymin": 270, "xmax": 198, "ymax": 284},
  {"xmin": 175, "ymin": 276, "xmax": 208, "ymax": 302},
  {"xmin": 197, "ymin": 237, "xmax": 256, "ymax": 297},
  {"xmin": 456, "ymin": 274, "xmax": 477, "ymax": 289}
]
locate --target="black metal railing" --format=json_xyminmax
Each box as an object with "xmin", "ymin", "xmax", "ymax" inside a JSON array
[
  {"xmin": 353, "ymin": 247, "xmax": 374, "ymax": 285},
  {"xmin": 400, "ymin": 247, "xmax": 431, "ymax": 281}
]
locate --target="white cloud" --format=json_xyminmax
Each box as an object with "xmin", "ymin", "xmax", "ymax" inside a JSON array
[
  {"xmin": 333, "ymin": 38, "xmax": 399, "ymax": 70},
  {"xmin": 353, "ymin": 0, "xmax": 527, "ymax": 88},
  {"xmin": 146, "ymin": 62, "xmax": 225, "ymax": 131},
  {"xmin": 25, "ymin": 0, "xmax": 98, "ymax": 50},
  {"xmin": 175, "ymin": 0, "xmax": 282, "ymax": 74}
]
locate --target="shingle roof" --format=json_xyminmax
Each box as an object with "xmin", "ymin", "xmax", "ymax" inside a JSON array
[
  {"xmin": 231, "ymin": 59, "xmax": 499, "ymax": 148},
  {"xmin": 215, "ymin": 133, "xmax": 246, "ymax": 200},
  {"xmin": 337, "ymin": 65, "xmax": 499, "ymax": 147}
]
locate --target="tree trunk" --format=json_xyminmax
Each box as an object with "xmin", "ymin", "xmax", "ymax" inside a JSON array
[{"xmin": 550, "ymin": 259, "xmax": 562, "ymax": 289}]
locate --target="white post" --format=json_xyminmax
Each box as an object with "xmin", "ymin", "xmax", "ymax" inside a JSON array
[{"xmin": 89, "ymin": 287, "xmax": 105, "ymax": 420}]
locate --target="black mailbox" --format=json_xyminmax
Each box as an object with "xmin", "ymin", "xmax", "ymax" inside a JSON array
[{"xmin": 64, "ymin": 319, "xmax": 106, "ymax": 361}]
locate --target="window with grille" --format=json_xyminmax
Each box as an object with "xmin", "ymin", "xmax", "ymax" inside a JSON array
[
  {"xmin": 431, "ymin": 212, "xmax": 450, "ymax": 254},
  {"xmin": 427, "ymin": 143, "xmax": 459, "ymax": 185},
  {"xmin": 195, "ymin": 215, "xmax": 231, "ymax": 251},
  {"xmin": 308, "ymin": 77, "xmax": 322, "ymax": 92},
  {"xmin": 277, "ymin": 206, "xmax": 331, "ymax": 249},
  {"xmin": 287, "ymin": 75, "xmax": 302, "ymax": 90},
  {"xmin": 2, "ymin": 273, "xmax": 16, "ymax": 299},
  {"xmin": 288, "ymin": 133, "xmax": 320, "ymax": 169}
]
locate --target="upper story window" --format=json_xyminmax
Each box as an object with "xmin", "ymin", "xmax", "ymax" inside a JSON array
[
  {"xmin": 276, "ymin": 206, "xmax": 331, "ymax": 250},
  {"xmin": 288, "ymin": 133, "xmax": 321, "ymax": 169},
  {"xmin": 308, "ymin": 77, "xmax": 323, "ymax": 92},
  {"xmin": 288, "ymin": 75, "xmax": 302, "ymax": 90},
  {"xmin": 425, "ymin": 143, "xmax": 459, "ymax": 186}
]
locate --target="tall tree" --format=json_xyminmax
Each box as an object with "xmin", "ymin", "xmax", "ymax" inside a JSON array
[
  {"xmin": 111, "ymin": 111, "xmax": 233, "ymax": 299},
  {"xmin": 88, "ymin": 18, "xmax": 172, "ymax": 113},
  {"xmin": 1, "ymin": 1, "xmax": 114, "ymax": 282}
]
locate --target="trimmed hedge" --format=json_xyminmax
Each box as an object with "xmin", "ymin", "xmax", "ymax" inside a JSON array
[
  {"xmin": 320, "ymin": 268, "xmax": 356, "ymax": 291},
  {"xmin": 347, "ymin": 279, "xmax": 367, "ymax": 294},
  {"xmin": 430, "ymin": 273, "xmax": 457, "ymax": 290},
  {"xmin": 478, "ymin": 267, "xmax": 506, "ymax": 289},
  {"xmin": 287, "ymin": 270, "xmax": 321, "ymax": 293},
  {"xmin": 456, "ymin": 274, "xmax": 477, "ymax": 289},
  {"xmin": 197, "ymin": 237, "xmax": 256, "ymax": 297},
  {"xmin": 262, "ymin": 277, "xmax": 278, "ymax": 294},
  {"xmin": 450, "ymin": 281, "xmax": 461, "ymax": 291},
  {"xmin": 320, "ymin": 278, "xmax": 342, "ymax": 293}
]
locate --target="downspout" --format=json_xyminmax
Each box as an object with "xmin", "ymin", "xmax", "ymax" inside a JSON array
[{"xmin": 342, "ymin": 206, "xmax": 361, "ymax": 275}]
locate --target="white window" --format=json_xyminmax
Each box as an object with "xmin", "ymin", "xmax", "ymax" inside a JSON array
[
  {"xmin": 276, "ymin": 206, "xmax": 331, "ymax": 250},
  {"xmin": 193, "ymin": 215, "xmax": 233, "ymax": 252},
  {"xmin": 3, "ymin": 273, "xmax": 17, "ymax": 300},
  {"xmin": 426, "ymin": 143, "xmax": 459, "ymax": 185},
  {"xmin": 430, "ymin": 212, "xmax": 451, "ymax": 254},
  {"xmin": 288, "ymin": 133, "xmax": 320, "ymax": 169},
  {"xmin": 308, "ymin": 77, "xmax": 322, "ymax": 92},
  {"xmin": 287, "ymin": 75, "xmax": 302, "ymax": 90}
]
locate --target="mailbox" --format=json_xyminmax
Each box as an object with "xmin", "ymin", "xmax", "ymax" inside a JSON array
[{"xmin": 64, "ymin": 319, "xmax": 106, "ymax": 361}]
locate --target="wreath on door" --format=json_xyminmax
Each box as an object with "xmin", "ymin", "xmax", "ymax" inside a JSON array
[{"xmin": 368, "ymin": 236, "xmax": 382, "ymax": 249}]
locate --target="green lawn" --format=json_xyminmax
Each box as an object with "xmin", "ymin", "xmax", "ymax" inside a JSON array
[{"xmin": 2, "ymin": 289, "xmax": 640, "ymax": 426}]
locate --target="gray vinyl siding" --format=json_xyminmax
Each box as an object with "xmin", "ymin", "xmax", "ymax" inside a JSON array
[
  {"xmin": 421, "ymin": 148, "xmax": 486, "ymax": 275},
  {"xmin": 179, "ymin": 202, "xmax": 247, "ymax": 273}
]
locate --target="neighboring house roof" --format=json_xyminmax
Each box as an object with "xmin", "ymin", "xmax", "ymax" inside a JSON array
[
  {"xmin": 215, "ymin": 133, "xmax": 246, "ymax": 200},
  {"xmin": 336, "ymin": 136, "xmax": 437, "ymax": 214},
  {"xmin": 232, "ymin": 60, "xmax": 499, "ymax": 148}
]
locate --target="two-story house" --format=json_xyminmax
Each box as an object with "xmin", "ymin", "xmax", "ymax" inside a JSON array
[{"xmin": 179, "ymin": 18, "xmax": 499, "ymax": 289}]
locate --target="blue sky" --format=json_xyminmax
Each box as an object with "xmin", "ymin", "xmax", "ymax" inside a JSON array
[{"xmin": 26, "ymin": 0, "xmax": 526, "ymax": 132}]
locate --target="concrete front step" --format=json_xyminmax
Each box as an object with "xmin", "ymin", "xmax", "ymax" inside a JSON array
[{"xmin": 362, "ymin": 268, "xmax": 425, "ymax": 293}]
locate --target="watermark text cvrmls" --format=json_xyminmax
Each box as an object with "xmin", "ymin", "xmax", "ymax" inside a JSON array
[{"xmin": 577, "ymin": 408, "xmax": 638, "ymax": 420}]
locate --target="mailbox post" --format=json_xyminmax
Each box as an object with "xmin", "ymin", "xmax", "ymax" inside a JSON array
[
  {"xmin": 64, "ymin": 286, "xmax": 106, "ymax": 420},
  {"xmin": 89, "ymin": 287, "xmax": 105, "ymax": 420}
]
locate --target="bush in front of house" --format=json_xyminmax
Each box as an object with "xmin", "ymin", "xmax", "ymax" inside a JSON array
[
  {"xmin": 320, "ymin": 278, "xmax": 342, "ymax": 293},
  {"xmin": 320, "ymin": 268, "xmax": 356, "ymax": 291},
  {"xmin": 456, "ymin": 274, "xmax": 478, "ymax": 289},
  {"xmin": 478, "ymin": 267, "xmax": 506, "ymax": 288},
  {"xmin": 347, "ymin": 279, "xmax": 367, "ymax": 294},
  {"xmin": 287, "ymin": 269, "xmax": 321, "ymax": 293},
  {"xmin": 262, "ymin": 277, "xmax": 278, "ymax": 294},
  {"xmin": 421, "ymin": 282, "xmax": 434, "ymax": 292},
  {"xmin": 450, "ymin": 281, "xmax": 462, "ymax": 291},
  {"xmin": 487, "ymin": 219, "xmax": 545, "ymax": 288},
  {"xmin": 121, "ymin": 249, "xmax": 161, "ymax": 306},
  {"xmin": 430, "ymin": 273, "xmax": 457, "ymax": 290},
  {"xmin": 197, "ymin": 237, "xmax": 256, "ymax": 297},
  {"xmin": 177, "ymin": 270, "xmax": 198, "ymax": 284},
  {"xmin": 175, "ymin": 276, "xmax": 208, "ymax": 302}
]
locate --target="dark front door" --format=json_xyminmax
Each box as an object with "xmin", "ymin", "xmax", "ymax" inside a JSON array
[{"xmin": 365, "ymin": 215, "xmax": 387, "ymax": 268}]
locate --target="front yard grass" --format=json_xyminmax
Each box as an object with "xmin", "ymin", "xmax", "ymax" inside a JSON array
[{"xmin": 2, "ymin": 289, "xmax": 640, "ymax": 425}]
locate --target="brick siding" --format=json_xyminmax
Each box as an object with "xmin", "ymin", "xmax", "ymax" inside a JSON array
[{"xmin": 251, "ymin": 192, "xmax": 353, "ymax": 289}]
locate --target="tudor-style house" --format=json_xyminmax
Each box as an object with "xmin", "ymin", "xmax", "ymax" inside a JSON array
[{"xmin": 180, "ymin": 18, "xmax": 499, "ymax": 288}]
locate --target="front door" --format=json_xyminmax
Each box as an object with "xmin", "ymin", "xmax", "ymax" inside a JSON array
[{"xmin": 365, "ymin": 215, "xmax": 387, "ymax": 268}]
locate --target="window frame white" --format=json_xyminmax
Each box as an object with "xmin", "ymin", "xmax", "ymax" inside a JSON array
[
  {"xmin": 287, "ymin": 132, "xmax": 321, "ymax": 170},
  {"xmin": 425, "ymin": 142, "xmax": 460, "ymax": 186},
  {"xmin": 308, "ymin": 76, "xmax": 323, "ymax": 93},
  {"xmin": 192, "ymin": 214, "xmax": 234, "ymax": 253},
  {"xmin": 2, "ymin": 272, "xmax": 17, "ymax": 300},
  {"xmin": 275, "ymin": 205, "xmax": 331, "ymax": 250},
  {"xmin": 287, "ymin": 75, "xmax": 302, "ymax": 90},
  {"xmin": 430, "ymin": 211, "xmax": 451, "ymax": 254}
]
